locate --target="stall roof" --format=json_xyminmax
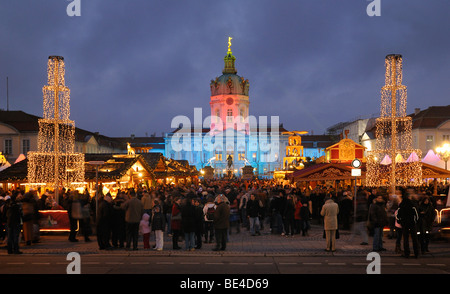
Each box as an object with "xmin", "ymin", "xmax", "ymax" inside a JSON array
[
  {"xmin": 421, "ymin": 162, "xmax": 450, "ymax": 179},
  {"xmin": 0, "ymin": 158, "xmax": 28, "ymax": 182},
  {"xmin": 84, "ymin": 153, "xmax": 154, "ymax": 181},
  {"xmin": 290, "ymin": 162, "xmax": 365, "ymax": 182},
  {"xmin": 289, "ymin": 162, "xmax": 450, "ymax": 182},
  {"xmin": 0, "ymin": 153, "xmax": 199, "ymax": 184},
  {"xmin": 0, "ymin": 154, "xmax": 156, "ymax": 183}
]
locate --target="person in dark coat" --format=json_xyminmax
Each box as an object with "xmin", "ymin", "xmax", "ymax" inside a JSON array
[
  {"xmin": 355, "ymin": 189, "xmax": 369, "ymax": 245},
  {"xmin": 418, "ymin": 196, "xmax": 436, "ymax": 254},
  {"xmin": 193, "ymin": 198, "xmax": 204, "ymax": 249},
  {"xmin": 247, "ymin": 193, "xmax": 262, "ymax": 236},
  {"xmin": 181, "ymin": 198, "xmax": 196, "ymax": 251},
  {"xmin": 397, "ymin": 191, "xmax": 420, "ymax": 258},
  {"xmin": 163, "ymin": 196, "xmax": 173, "ymax": 236},
  {"xmin": 299, "ymin": 200, "xmax": 311, "ymax": 236},
  {"xmin": 6, "ymin": 192, "xmax": 23, "ymax": 254},
  {"xmin": 111, "ymin": 192, "xmax": 126, "ymax": 248},
  {"xmin": 21, "ymin": 191, "xmax": 37, "ymax": 246},
  {"xmin": 228, "ymin": 196, "xmax": 241, "ymax": 234},
  {"xmin": 96, "ymin": 194, "xmax": 114, "ymax": 250},
  {"xmin": 66, "ymin": 191, "xmax": 80, "ymax": 242},
  {"xmin": 213, "ymin": 194, "xmax": 230, "ymax": 251},
  {"xmin": 282, "ymin": 194, "xmax": 295, "ymax": 236},
  {"xmin": 339, "ymin": 193, "xmax": 353, "ymax": 230},
  {"xmin": 37, "ymin": 191, "xmax": 49, "ymax": 211},
  {"xmin": 151, "ymin": 203, "xmax": 166, "ymax": 250},
  {"xmin": 368, "ymin": 195, "xmax": 388, "ymax": 252},
  {"xmin": 78, "ymin": 191, "xmax": 92, "ymax": 242},
  {"xmin": 0, "ymin": 196, "xmax": 7, "ymax": 241},
  {"xmin": 270, "ymin": 191, "xmax": 285, "ymax": 234},
  {"xmin": 171, "ymin": 197, "xmax": 182, "ymax": 250}
]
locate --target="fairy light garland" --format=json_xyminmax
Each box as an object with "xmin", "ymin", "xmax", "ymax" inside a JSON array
[
  {"xmin": 367, "ymin": 54, "xmax": 422, "ymax": 192},
  {"xmin": 27, "ymin": 56, "xmax": 85, "ymax": 190}
]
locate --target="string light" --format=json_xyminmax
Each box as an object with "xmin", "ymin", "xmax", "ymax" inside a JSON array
[
  {"xmin": 27, "ymin": 56, "xmax": 85, "ymax": 190},
  {"xmin": 367, "ymin": 54, "xmax": 422, "ymax": 191}
]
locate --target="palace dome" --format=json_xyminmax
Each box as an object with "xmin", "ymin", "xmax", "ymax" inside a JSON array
[{"xmin": 210, "ymin": 52, "xmax": 249, "ymax": 96}]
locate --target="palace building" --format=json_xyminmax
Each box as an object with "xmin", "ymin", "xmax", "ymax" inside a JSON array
[{"xmin": 165, "ymin": 39, "xmax": 332, "ymax": 177}]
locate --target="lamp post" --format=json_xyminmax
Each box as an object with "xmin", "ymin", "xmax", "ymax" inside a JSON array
[
  {"xmin": 436, "ymin": 143, "xmax": 450, "ymax": 170},
  {"xmin": 351, "ymin": 158, "xmax": 362, "ymax": 230}
]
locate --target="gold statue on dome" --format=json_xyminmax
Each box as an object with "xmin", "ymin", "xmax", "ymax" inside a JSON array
[{"xmin": 228, "ymin": 37, "xmax": 232, "ymax": 53}]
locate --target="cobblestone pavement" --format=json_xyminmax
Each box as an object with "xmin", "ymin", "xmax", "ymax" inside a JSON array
[{"xmin": 2, "ymin": 224, "xmax": 449, "ymax": 257}]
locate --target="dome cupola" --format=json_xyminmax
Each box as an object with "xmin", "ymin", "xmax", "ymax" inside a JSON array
[{"xmin": 210, "ymin": 37, "xmax": 249, "ymax": 96}]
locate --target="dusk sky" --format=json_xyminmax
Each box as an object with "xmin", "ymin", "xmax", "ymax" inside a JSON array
[{"xmin": 1, "ymin": 0, "xmax": 449, "ymax": 138}]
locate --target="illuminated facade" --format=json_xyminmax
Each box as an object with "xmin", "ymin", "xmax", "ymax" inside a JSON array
[
  {"xmin": 166, "ymin": 39, "xmax": 288, "ymax": 177},
  {"xmin": 165, "ymin": 39, "xmax": 333, "ymax": 177},
  {"xmin": 325, "ymin": 137, "xmax": 366, "ymax": 163},
  {"xmin": 282, "ymin": 131, "xmax": 308, "ymax": 169}
]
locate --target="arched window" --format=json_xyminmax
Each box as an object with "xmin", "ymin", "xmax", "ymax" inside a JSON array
[{"xmin": 215, "ymin": 109, "xmax": 220, "ymax": 123}]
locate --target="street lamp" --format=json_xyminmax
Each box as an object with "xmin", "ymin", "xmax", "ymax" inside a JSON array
[
  {"xmin": 351, "ymin": 158, "xmax": 362, "ymax": 231},
  {"xmin": 436, "ymin": 143, "xmax": 450, "ymax": 170}
]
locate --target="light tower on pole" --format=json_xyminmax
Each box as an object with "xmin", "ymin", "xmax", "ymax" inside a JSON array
[
  {"xmin": 367, "ymin": 54, "xmax": 422, "ymax": 194},
  {"xmin": 27, "ymin": 56, "xmax": 85, "ymax": 200}
]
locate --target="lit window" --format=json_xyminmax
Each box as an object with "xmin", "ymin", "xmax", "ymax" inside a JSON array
[
  {"xmin": 240, "ymin": 109, "xmax": 245, "ymax": 122},
  {"xmin": 216, "ymin": 110, "xmax": 220, "ymax": 123},
  {"xmin": 227, "ymin": 109, "xmax": 233, "ymax": 122}
]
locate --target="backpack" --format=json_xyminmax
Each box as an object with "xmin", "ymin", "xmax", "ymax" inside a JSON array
[{"xmin": 206, "ymin": 205, "xmax": 216, "ymax": 221}]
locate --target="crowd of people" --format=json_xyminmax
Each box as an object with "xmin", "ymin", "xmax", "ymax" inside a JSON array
[
  {"xmin": 363, "ymin": 186, "xmax": 443, "ymax": 258},
  {"xmin": 0, "ymin": 179, "xmax": 448, "ymax": 256},
  {"xmin": 88, "ymin": 179, "xmax": 315, "ymax": 252},
  {"xmin": 0, "ymin": 189, "xmax": 50, "ymax": 254}
]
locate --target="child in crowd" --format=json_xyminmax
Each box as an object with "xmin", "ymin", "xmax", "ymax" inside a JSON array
[
  {"xmin": 151, "ymin": 203, "xmax": 165, "ymax": 251},
  {"xmin": 139, "ymin": 213, "xmax": 151, "ymax": 249}
]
